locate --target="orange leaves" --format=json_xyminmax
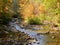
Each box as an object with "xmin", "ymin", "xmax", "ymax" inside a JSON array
[
  {"xmin": 38, "ymin": 4, "xmax": 45, "ymax": 14},
  {"xmin": 20, "ymin": 0, "xmax": 46, "ymax": 22},
  {"xmin": 22, "ymin": 3, "xmax": 34, "ymax": 19},
  {"xmin": 4, "ymin": 7, "xmax": 9, "ymax": 13},
  {"xmin": 20, "ymin": 0, "xmax": 28, "ymax": 6}
]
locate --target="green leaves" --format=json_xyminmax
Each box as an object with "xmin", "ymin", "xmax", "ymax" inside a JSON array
[
  {"xmin": 0, "ymin": 12, "xmax": 11, "ymax": 25},
  {"xmin": 28, "ymin": 17, "xmax": 42, "ymax": 25},
  {"xmin": 28, "ymin": 14, "xmax": 45, "ymax": 25}
]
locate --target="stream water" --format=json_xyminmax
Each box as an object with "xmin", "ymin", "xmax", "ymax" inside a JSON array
[{"xmin": 10, "ymin": 22, "xmax": 60, "ymax": 45}]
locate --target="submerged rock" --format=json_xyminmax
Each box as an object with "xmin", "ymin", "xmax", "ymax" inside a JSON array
[{"xmin": 51, "ymin": 36, "xmax": 55, "ymax": 39}]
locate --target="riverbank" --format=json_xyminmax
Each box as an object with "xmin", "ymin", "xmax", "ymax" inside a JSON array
[{"xmin": 11, "ymin": 22, "xmax": 60, "ymax": 45}]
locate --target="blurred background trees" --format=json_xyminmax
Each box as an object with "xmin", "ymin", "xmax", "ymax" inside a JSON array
[
  {"xmin": 19, "ymin": 0, "xmax": 60, "ymax": 25},
  {"xmin": 0, "ymin": 0, "xmax": 60, "ymax": 27}
]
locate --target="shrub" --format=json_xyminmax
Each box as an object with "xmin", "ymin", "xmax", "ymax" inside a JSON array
[
  {"xmin": 12, "ymin": 14, "xmax": 19, "ymax": 18},
  {"xmin": 0, "ymin": 12, "xmax": 11, "ymax": 25},
  {"xmin": 28, "ymin": 16, "xmax": 43, "ymax": 25}
]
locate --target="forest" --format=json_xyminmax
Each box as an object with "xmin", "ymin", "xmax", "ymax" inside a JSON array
[{"xmin": 0, "ymin": 0, "xmax": 60, "ymax": 45}]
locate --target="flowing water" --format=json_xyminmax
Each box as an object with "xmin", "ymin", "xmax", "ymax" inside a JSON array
[{"xmin": 10, "ymin": 22, "xmax": 60, "ymax": 45}]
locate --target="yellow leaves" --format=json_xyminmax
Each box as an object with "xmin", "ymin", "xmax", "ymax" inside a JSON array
[
  {"xmin": 51, "ymin": 15, "xmax": 60, "ymax": 26},
  {"xmin": 8, "ymin": 0, "xmax": 12, "ymax": 3},
  {"xmin": 57, "ymin": 2, "xmax": 60, "ymax": 8},
  {"xmin": 46, "ymin": 16, "xmax": 52, "ymax": 21},
  {"xmin": 43, "ymin": 25, "xmax": 50, "ymax": 30},
  {"xmin": 53, "ymin": 16, "xmax": 58, "ymax": 22},
  {"xmin": 20, "ymin": 4, "xmax": 25, "ymax": 8}
]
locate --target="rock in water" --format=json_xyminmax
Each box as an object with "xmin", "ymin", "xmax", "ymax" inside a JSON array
[{"xmin": 51, "ymin": 36, "xmax": 55, "ymax": 39}]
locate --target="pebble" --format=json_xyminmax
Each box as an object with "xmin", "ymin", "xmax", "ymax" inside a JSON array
[{"xmin": 37, "ymin": 42, "xmax": 40, "ymax": 44}]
